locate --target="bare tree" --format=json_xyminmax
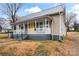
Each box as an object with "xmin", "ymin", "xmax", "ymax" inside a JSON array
[
  {"xmin": 64, "ymin": 12, "xmax": 76, "ymax": 31},
  {"xmin": 0, "ymin": 3, "xmax": 23, "ymax": 30},
  {"xmin": 0, "ymin": 25, "xmax": 2, "ymax": 32},
  {"xmin": 0, "ymin": 17, "xmax": 11, "ymax": 29}
]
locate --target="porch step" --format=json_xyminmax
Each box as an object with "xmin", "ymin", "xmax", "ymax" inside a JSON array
[
  {"xmin": 22, "ymin": 34, "xmax": 28, "ymax": 40},
  {"xmin": 17, "ymin": 34, "xmax": 22, "ymax": 40},
  {"xmin": 17, "ymin": 34, "xmax": 28, "ymax": 40}
]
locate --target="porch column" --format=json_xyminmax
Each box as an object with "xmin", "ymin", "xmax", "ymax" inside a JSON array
[
  {"xmin": 45, "ymin": 18, "xmax": 47, "ymax": 32},
  {"xmin": 23, "ymin": 23, "xmax": 25, "ymax": 34},
  {"xmin": 35, "ymin": 20, "xmax": 36, "ymax": 30},
  {"xmin": 16, "ymin": 24, "xmax": 19, "ymax": 34},
  {"xmin": 27, "ymin": 22, "xmax": 29, "ymax": 33},
  {"xmin": 19, "ymin": 24, "xmax": 21, "ymax": 34}
]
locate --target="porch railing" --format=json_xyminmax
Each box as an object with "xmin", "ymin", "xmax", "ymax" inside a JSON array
[{"xmin": 13, "ymin": 29, "xmax": 25, "ymax": 34}]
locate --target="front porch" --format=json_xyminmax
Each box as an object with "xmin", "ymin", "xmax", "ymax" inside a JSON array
[
  {"xmin": 12, "ymin": 10, "xmax": 65, "ymax": 40},
  {"xmin": 13, "ymin": 17, "xmax": 52, "ymax": 40}
]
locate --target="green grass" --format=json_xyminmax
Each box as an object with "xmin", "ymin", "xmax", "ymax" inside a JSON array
[
  {"xmin": 0, "ymin": 34, "xmax": 8, "ymax": 37},
  {"xmin": 0, "ymin": 34, "xmax": 15, "ymax": 43},
  {"xmin": 0, "ymin": 39, "xmax": 15, "ymax": 43}
]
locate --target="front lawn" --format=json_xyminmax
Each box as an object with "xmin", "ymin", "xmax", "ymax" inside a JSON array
[
  {"xmin": 0, "ymin": 33, "xmax": 8, "ymax": 38},
  {"xmin": 0, "ymin": 32, "xmax": 75, "ymax": 56},
  {"xmin": 0, "ymin": 38, "xmax": 15, "ymax": 43},
  {"xmin": 0, "ymin": 33, "xmax": 15, "ymax": 43}
]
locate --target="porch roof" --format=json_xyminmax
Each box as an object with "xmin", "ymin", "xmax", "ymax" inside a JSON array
[{"xmin": 14, "ymin": 4, "xmax": 65, "ymax": 24}]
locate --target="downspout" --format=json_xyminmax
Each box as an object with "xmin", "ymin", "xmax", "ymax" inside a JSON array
[
  {"xmin": 59, "ymin": 4, "xmax": 65, "ymax": 41},
  {"xmin": 59, "ymin": 12, "xmax": 61, "ymax": 40},
  {"xmin": 51, "ymin": 19, "xmax": 53, "ymax": 40},
  {"xmin": 64, "ymin": 4, "xmax": 67, "ymax": 37}
]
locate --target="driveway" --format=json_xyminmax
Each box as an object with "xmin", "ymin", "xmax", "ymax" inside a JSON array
[
  {"xmin": 71, "ymin": 32, "xmax": 79, "ymax": 55},
  {"xmin": 0, "ymin": 40, "xmax": 19, "ymax": 46}
]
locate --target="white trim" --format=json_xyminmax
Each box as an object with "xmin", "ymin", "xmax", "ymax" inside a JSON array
[
  {"xmin": 45, "ymin": 18, "xmax": 51, "ymax": 34},
  {"xmin": 35, "ymin": 20, "xmax": 36, "ymax": 30},
  {"xmin": 16, "ymin": 24, "xmax": 19, "ymax": 34},
  {"xmin": 35, "ymin": 18, "xmax": 51, "ymax": 33},
  {"xmin": 27, "ymin": 21, "xmax": 29, "ymax": 34},
  {"xmin": 36, "ymin": 19, "xmax": 45, "ymax": 32},
  {"xmin": 23, "ymin": 23, "xmax": 25, "ymax": 34},
  {"xmin": 44, "ymin": 18, "xmax": 46, "ymax": 33}
]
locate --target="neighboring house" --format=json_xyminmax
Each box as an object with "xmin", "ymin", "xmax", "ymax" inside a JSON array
[
  {"xmin": 74, "ymin": 23, "xmax": 79, "ymax": 31},
  {"xmin": 12, "ymin": 5, "xmax": 66, "ymax": 40},
  {"xmin": 1, "ymin": 28, "xmax": 12, "ymax": 33},
  {"xmin": 69, "ymin": 27, "xmax": 74, "ymax": 31},
  {"xmin": 69, "ymin": 23, "xmax": 74, "ymax": 31}
]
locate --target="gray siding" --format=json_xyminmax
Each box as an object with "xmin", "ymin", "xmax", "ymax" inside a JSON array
[{"xmin": 12, "ymin": 34, "xmax": 64, "ymax": 40}]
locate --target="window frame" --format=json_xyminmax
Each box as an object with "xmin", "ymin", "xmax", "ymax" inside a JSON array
[
  {"xmin": 19, "ymin": 24, "xmax": 23, "ymax": 30},
  {"xmin": 36, "ymin": 21, "xmax": 44, "ymax": 32},
  {"xmin": 35, "ymin": 18, "xmax": 50, "ymax": 32}
]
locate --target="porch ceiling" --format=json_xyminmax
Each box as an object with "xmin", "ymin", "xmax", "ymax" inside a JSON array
[{"xmin": 13, "ymin": 16, "xmax": 53, "ymax": 25}]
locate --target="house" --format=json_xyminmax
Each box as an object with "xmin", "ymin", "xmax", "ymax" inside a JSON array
[
  {"xmin": 73, "ymin": 22, "xmax": 79, "ymax": 31},
  {"xmin": 12, "ymin": 5, "xmax": 66, "ymax": 40},
  {"xmin": 69, "ymin": 23, "xmax": 74, "ymax": 31}
]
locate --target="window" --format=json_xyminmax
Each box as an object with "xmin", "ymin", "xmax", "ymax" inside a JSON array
[
  {"xmin": 19, "ymin": 24, "xmax": 23, "ymax": 30},
  {"xmin": 36, "ymin": 21, "xmax": 44, "ymax": 32},
  {"xmin": 21, "ymin": 26, "xmax": 23, "ymax": 29},
  {"xmin": 36, "ymin": 19, "xmax": 50, "ymax": 32},
  {"xmin": 14, "ymin": 25, "xmax": 16, "ymax": 30},
  {"xmin": 45, "ymin": 21, "xmax": 49, "ymax": 28},
  {"xmin": 36, "ymin": 22, "xmax": 38, "ymax": 28},
  {"xmin": 29, "ymin": 23, "xmax": 30, "ymax": 28},
  {"xmin": 40, "ymin": 22, "xmax": 43, "ymax": 25},
  {"xmin": 39, "ymin": 22, "xmax": 43, "ymax": 28},
  {"xmin": 46, "ymin": 21, "xmax": 48, "ymax": 24}
]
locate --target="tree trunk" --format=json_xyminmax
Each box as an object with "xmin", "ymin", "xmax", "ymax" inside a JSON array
[
  {"xmin": 12, "ymin": 16, "xmax": 16, "ymax": 30},
  {"xmin": 67, "ymin": 27, "xmax": 70, "ymax": 32}
]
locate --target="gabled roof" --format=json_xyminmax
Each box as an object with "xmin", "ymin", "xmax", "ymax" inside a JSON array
[{"xmin": 15, "ymin": 4, "xmax": 65, "ymax": 24}]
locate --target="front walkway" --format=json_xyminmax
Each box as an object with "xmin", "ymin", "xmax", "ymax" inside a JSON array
[{"xmin": 0, "ymin": 41, "xmax": 19, "ymax": 46}]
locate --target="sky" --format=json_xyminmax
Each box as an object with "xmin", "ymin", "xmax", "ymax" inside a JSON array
[
  {"xmin": 0, "ymin": 3, "xmax": 79, "ymax": 18},
  {"xmin": 17, "ymin": 3, "xmax": 57, "ymax": 16},
  {"xmin": 17, "ymin": 3, "xmax": 74, "ymax": 16},
  {"xmin": 17, "ymin": 3, "xmax": 79, "ymax": 23},
  {"xmin": 17, "ymin": 3, "xmax": 77, "ymax": 16},
  {"xmin": 0, "ymin": 3, "xmax": 79, "ymax": 29}
]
